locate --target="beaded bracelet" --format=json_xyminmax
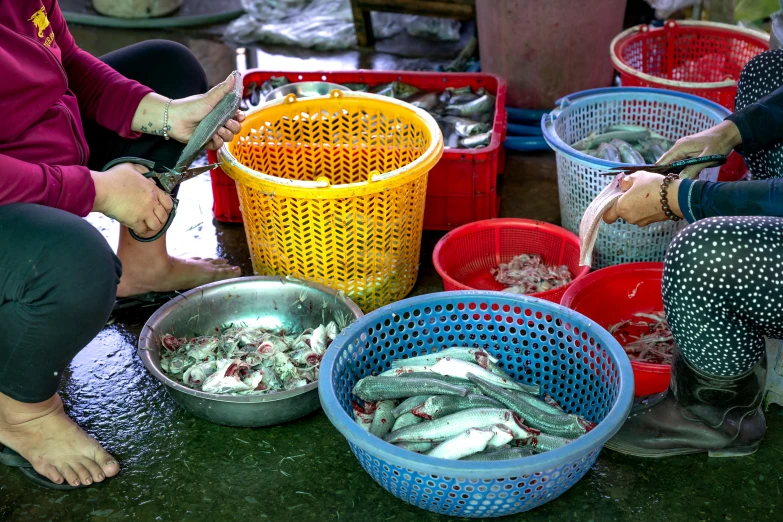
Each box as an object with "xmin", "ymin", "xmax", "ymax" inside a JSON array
[
  {"xmin": 660, "ymin": 173, "xmax": 681, "ymax": 222},
  {"xmin": 163, "ymin": 98, "xmax": 172, "ymax": 140}
]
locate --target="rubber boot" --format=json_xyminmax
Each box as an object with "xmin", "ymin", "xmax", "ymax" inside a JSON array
[{"xmin": 605, "ymin": 348, "xmax": 766, "ymax": 458}]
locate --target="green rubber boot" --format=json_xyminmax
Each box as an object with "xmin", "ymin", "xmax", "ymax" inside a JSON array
[{"xmin": 605, "ymin": 348, "xmax": 766, "ymax": 458}]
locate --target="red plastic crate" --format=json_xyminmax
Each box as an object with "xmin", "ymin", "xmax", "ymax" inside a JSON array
[
  {"xmin": 211, "ymin": 70, "xmax": 507, "ymax": 229},
  {"xmin": 208, "ymin": 149, "xmax": 243, "ymax": 223}
]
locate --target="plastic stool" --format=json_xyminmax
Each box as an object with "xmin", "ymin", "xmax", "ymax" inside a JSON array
[{"xmin": 764, "ymin": 338, "xmax": 783, "ymax": 410}]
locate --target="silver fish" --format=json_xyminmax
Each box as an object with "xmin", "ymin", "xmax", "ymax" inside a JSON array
[
  {"xmin": 395, "ymin": 441, "xmax": 433, "ymax": 453},
  {"xmin": 392, "ymin": 395, "xmax": 429, "ymax": 417},
  {"xmin": 392, "ymin": 412, "xmax": 423, "ymax": 432},
  {"xmin": 596, "ymin": 142, "xmax": 621, "ymax": 162},
  {"xmin": 392, "ymin": 347, "xmax": 498, "ymax": 369},
  {"xmin": 404, "ymin": 91, "xmax": 440, "ymax": 111},
  {"xmin": 572, "ymin": 130, "xmax": 649, "ymax": 151},
  {"xmin": 352, "ymin": 376, "xmax": 470, "ymax": 401},
  {"xmin": 383, "ymin": 408, "xmax": 530, "ymax": 443},
  {"xmin": 467, "ymin": 373, "xmax": 595, "ymax": 439},
  {"xmin": 461, "ymin": 447, "xmax": 533, "ymax": 461},
  {"xmin": 610, "ymin": 139, "xmax": 646, "ymax": 164},
  {"xmin": 411, "ymin": 394, "xmax": 504, "ymax": 420},
  {"xmin": 483, "ymin": 359, "xmax": 539, "ymax": 395},
  {"xmin": 521, "ymin": 433, "xmax": 573, "ymax": 453},
  {"xmin": 458, "ymin": 131, "xmax": 492, "ymax": 149},
  {"xmin": 369, "ymin": 400, "xmax": 396, "ymax": 437},
  {"xmin": 445, "ymin": 94, "xmax": 496, "ymax": 117},
  {"xmin": 426, "ymin": 428, "xmax": 495, "ymax": 460},
  {"xmin": 486, "ymin": 424, "xmax": 515, "ymax": 448},
  {"xmin": 353, "ymin": 400, "xmax": 376, "ymax": 432},
  {"xmin": 443, "ymin": 116, "xmax": 490, "ymax": 138},
  {"xmin": 431, "ymin": 358, "xmax": 527, "ymax": 392},
  {"xmin": 447, "ymin": 92, "xmax": 480, "ymax": 105}
]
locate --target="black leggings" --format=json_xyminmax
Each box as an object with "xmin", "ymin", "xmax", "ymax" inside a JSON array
[
  {"xmin": 0, "ymin": 40, "xmax": 207, "ymax": 403},
  {"xmin": 663, "ymin": 50, "xmax": 783, "ymax": 378}
]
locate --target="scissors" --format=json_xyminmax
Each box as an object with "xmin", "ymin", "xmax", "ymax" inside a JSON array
[
  {"xmin": 101, "ymin": 156, "xmax": 222, "ymax": 242},
  {"xmin": 601, "ymin": 154, "xmax": 727, "ymax": 176}
]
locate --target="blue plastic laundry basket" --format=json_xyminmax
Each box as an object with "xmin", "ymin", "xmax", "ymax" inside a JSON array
[
  {"xmin": 542, "ymin": 86, "xmax": 732, "ymax": 269},
  {"xmin": 319, "ymin": 291, "xmax": 634, "ymax": 518}
]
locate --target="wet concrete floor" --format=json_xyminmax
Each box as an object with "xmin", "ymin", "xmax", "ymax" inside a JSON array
[{"xmin": 2, "ymin": 20, "xmax": 782, "ymax": 522}]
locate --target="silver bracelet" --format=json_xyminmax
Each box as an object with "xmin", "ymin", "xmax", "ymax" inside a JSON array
[{"xmin": 163, "ymin": 98, "xmax": 172, "ymax": 140}]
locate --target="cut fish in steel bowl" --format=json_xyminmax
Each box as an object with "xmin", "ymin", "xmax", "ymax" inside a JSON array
[{"xmin": 138, "ymin": 276, "xmax": 363, "ymax": 427}]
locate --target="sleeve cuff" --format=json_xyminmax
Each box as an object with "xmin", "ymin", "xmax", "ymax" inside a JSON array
[
  {"xmin": 677, "ymin": 178, "xmax": 696, "ymax": 223},
  {"xmin": 725, "ymin": 111, "xmax": 756, "ymax": 155},
  {"xmin": 59, "ymin": 165, "xmax": 96, "ymax": 217}
]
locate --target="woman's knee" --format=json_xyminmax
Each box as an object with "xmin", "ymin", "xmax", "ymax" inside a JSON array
[
  {"xmin": 664, "ymin": 217, "xmax": 729, "ymax": 284},
  {"xmin": 19, "ymin": 206, "xmax": 120, "ymax": 311}
]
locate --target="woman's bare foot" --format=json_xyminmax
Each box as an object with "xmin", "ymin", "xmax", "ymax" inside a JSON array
[
  {"xmin": 116, "ymin": 228, "xmax": 240, "ymax": 298},
  {"xmin": 0, "ymin": 393, "xmax": 119, "ymax": 487}
]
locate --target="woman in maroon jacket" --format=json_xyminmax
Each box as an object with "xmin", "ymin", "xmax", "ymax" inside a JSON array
[{"xmin": 0, "ymin": 1, "xmax": 245, "ymax": 489}]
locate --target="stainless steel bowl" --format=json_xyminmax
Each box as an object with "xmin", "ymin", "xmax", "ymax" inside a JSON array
[
  {"xmin": 137, "ymin": 276, "xmax": 363, "ymax": 427},
  {"xmin": 265, "ymin": 81, "xmax": 349, "ymax": 102}
]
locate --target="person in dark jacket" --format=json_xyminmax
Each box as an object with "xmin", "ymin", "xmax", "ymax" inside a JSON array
[
  {"xmin": 603, "ymin": 50, "xmax": 783, "ymax": 458},
  {"xmin": 0, "ymin": 1, "xmax": 244, "ymax": 489}
]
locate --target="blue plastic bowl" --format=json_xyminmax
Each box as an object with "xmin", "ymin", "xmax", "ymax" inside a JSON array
[{"xmin": 319, "ymin": 291, "xmax": 634, "ymax": 518}]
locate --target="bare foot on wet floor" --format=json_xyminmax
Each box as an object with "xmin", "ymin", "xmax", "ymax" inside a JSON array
[
  {"xmin": 0, "ymin": 393, "xmax": 119, "ymax": 487},
  {"xmin": 117, "ymin": 255, "xmax": 241, "ymax": 297}
]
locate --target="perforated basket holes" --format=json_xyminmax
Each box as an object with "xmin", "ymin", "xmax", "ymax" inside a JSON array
[
  {"xmin": 332, "ymin": 296, "xmax": 621, "ymax": 424},
  {"xmin": 348, "ymin": 442, "xmax": 601, "ymax": 517},
  {"xmin": 619, "ymin": 30, "xmax": 767, "ymax": 84},
  {"xmin": 552, "ymin": 93, "xmax": 728, "ymax": 269},
  {"xmin": 232, "ymin": 107, "xmax": 430, "ymax": 185},
  {"xmin": 238, "ymin": 176, "xmax": 427, "ymax": 312}
]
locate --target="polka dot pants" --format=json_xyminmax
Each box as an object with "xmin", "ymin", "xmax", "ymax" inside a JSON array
[
  {"xmin": 735, "ymin": 50, "xmax": 783, "ymax": 180},
  {"xmin": 663, "ymin": 51, "xmax": 783, "ymax": 377}
]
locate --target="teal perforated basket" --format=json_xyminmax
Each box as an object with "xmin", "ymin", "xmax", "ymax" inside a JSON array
[{"xmin": 319, "ymin": 291, "xmax": 634, "ymax": 518}]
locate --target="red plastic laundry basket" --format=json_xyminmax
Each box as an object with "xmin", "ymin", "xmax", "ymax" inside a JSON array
[
  {"xmin": 560, "ymin": 262, "xmax": 670, "ymax": 397},
  {"xmin": 433, "ymin": 218, "xmax": 590, "ymax": 304},
  {"xmin": 611, "ymin": 20, "xmax": 769, "ymax": 110},
  {"xmin": 611, "ymin": 20, "xmax": 769, "ymax": 182}
]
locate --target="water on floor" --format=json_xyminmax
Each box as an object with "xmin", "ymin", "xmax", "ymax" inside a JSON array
[{"xmin": 1, "ymin": 18, "xmax": 782, "ymax": 522}]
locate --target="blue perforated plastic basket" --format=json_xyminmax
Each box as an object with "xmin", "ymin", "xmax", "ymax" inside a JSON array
[
  {"xmin": 319, "ymin": 291, "xmax": 634, "ymax": 518},
  {"xmin": 541, "ymin": 86, "xmax": 731, "ymax": 269}
]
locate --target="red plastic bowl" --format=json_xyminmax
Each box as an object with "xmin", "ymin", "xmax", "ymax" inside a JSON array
[
  {"xmin": 432, "ymin": 218, "xmax": 590, "ymax": 304},
  {"xmin": 560, "ymin": 262, "xmax": 670, "ymax": 397}
]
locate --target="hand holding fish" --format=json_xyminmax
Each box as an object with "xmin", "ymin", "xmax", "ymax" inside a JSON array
[
  {"xmin": 132, "ymin": 72, "xmax": 246, "ymax": 151},
  {"xmin": 168, "ymin": 73, "xmax": 246, "ymax": 150},
  {"xmin": 656, "ymin": 120, "xmax": 742, "ymax": 179},
  {"xmin": 602, "ymin": 171, "xmax": 683, "ymax": 227}
]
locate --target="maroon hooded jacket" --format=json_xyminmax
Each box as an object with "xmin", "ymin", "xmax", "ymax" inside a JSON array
[{"xmin": 0, "ymin": 1, "xmax": 153, "ymax": 216}]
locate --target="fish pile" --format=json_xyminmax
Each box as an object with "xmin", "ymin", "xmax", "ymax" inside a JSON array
[
  {"xmin": 241, "ymin": 77, "xmax": 495, "ymax": 150},
  {"xmin": 608, "ymin": 311, "xmax": 675, "ymax": 365},
  {"xmin": 351, "ymin": 347, "xmax": 596, "ymax": 461},
  {"xmin": 159, "ymin": 321, "xmax": 342, "ymax": 394},
  {"xmin": 572, "ymin": 125, "xmax": 674, "ymax": 164},
  {"xmin": 492, "ymin": 254, "xmax": 572, "ymax": 294}
]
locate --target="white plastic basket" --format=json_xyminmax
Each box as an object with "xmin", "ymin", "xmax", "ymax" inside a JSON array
[{"xmin": 542, "ymin": 87, "xmax": 731, "ymax": 269}]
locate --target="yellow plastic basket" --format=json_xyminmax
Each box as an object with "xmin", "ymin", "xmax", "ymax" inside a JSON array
[{"xmin": 219, "ymin": 90, "xmax": 444, "ymax": 312}]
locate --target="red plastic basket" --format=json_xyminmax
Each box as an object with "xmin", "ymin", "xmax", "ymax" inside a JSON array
[
  {"xmin": 610, "ymin": 20, "xmax": 769, "ymax": 110},
  {"xmin": 560, "ymin": 262, "xmax": 670, "ymax": 397},
  {"xmin": 210, "ymin": 70, "xmax": 507, "ymax": 229},
  {"xmin": 432, "ymin": 218, "xmax": 590, "ymax": 304},
  {"xmin": 610, "ymin": 20, "xmax": 768, "ymax": 182}
]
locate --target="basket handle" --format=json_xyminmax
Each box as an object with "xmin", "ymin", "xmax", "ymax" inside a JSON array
[{"xmin": 285, "ymin": 93, "xmax": 298, "ymax": 104}]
